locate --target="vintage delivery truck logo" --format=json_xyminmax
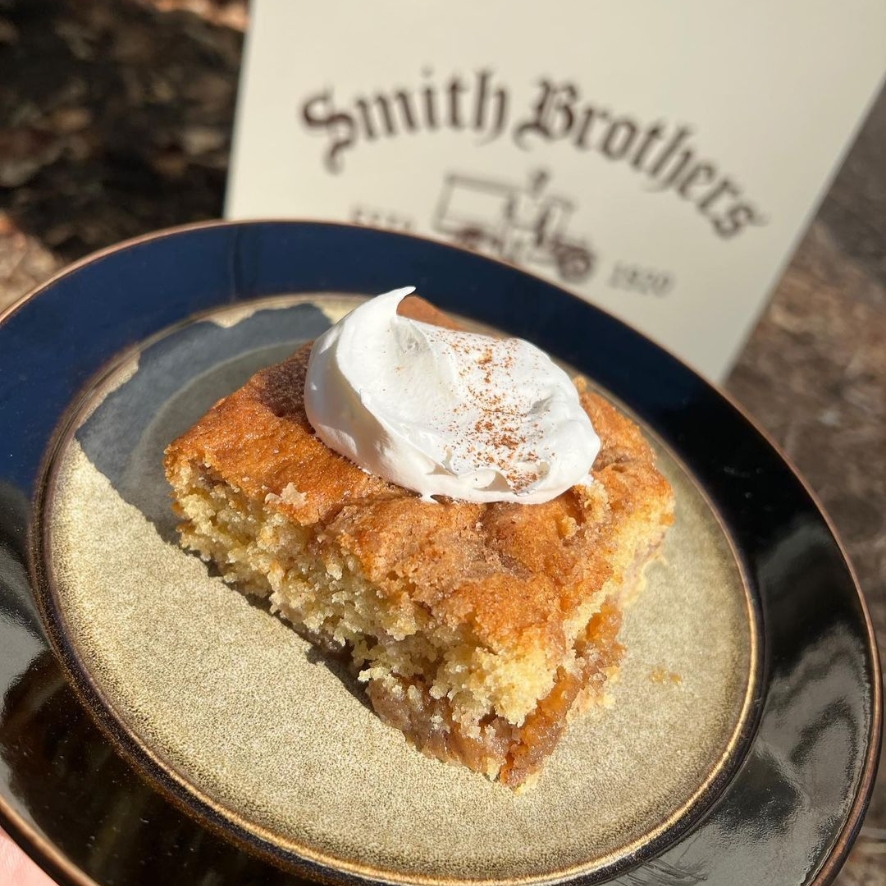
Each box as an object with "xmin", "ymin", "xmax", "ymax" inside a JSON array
[
  {"xmin": 432, "ymin": 169, "xmax": 595, "ymax": 283},
  {"xmin": 299, "ymin": 69, "xmax": 767, "ymax": 240}
]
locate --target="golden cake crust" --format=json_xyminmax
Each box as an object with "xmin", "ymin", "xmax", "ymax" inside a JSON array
[{"xmin": 164, "ymin": 299, "xmax": 673, "ymax": 664}]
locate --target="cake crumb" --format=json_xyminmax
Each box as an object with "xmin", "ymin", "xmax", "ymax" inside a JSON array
[
  {"xmin": 557, "ymin": 515, "xmax": 579, "ymax": 539},
  {"xmin": 650, "ymin": 668, "xmax": 682, "ymax": 686},
  {"xmin": 266, "ymin": 483, "xmax": 308, "ymax": 508}
]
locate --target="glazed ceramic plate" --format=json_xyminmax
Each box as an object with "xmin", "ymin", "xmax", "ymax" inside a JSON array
[{"xmin": 0, "ymin": 221, "xmax": 879, "ymax": 886}]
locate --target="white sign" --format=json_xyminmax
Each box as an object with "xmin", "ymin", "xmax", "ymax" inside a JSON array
[{"xmin": 227, "ymin": 0, "xmax": 886, "ymax": 380}]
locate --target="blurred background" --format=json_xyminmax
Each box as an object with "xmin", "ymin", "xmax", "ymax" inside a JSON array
[{"xmin": 0, "ymin": 1, "xmax": 883, "ymax": 884}]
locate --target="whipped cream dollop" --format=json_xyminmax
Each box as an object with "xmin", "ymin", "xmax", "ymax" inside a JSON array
[{"xmin": 304, "ymin": 288, "xmax": 600, "ymax": 504}]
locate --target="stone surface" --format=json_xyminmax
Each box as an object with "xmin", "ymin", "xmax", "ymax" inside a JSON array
[{"xmin": 0, "ymin": 1, "xmax": 883, "ymax": 883}]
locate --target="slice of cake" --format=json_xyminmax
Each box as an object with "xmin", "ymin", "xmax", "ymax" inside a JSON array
[{"xmin": 164, "ymin": 294, "xmax": 673, "ymax": 788}]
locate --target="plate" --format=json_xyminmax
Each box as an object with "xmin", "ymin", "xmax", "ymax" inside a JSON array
[
  {"xmin": 41, "ymin": 294, "xmax": 756, "ymax": 884},
  {"xmin": 0, "ymin": 220, "xmax": 879, "ymax": 886}
]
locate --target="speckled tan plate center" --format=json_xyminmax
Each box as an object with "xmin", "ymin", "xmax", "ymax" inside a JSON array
[{"xmin": 42, "ymin": 295, "xmax": 758, "ymax": 886}]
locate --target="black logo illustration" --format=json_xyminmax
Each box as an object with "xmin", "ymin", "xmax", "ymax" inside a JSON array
[{"xmin": 432, "ymin": 168, "xmax": 595, "ymax": 283}]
